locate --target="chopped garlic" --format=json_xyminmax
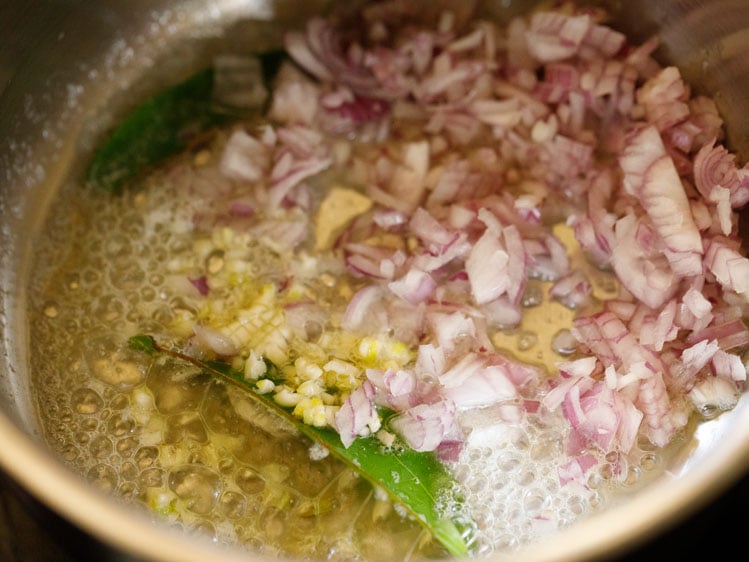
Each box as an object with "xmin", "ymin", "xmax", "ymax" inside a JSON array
[
  {"xmin": 256, "ymin": 379, "xmax": 275, "ymax": 394},
  {"xmin": 357, "ymin": 335, "xmax": 412, "ymax": 368},
  {"xmin": 297, "ymin": 379, "xmax": 323, "ymax": 397},
  {"xmin": 295, "ymin": 357, "xmax": 323, "ymax": 380},
  {"xmin": 274, "ymin": 387, "xmax": 302, "ymax": 408},
  {"xmin": 376, "ymin": 429, "xmax": 396, "ymax": 448},
  {"xmin": 323, "ymin": 358, "xmax": 360, "ymax": 379},
  {"xmin": 244, "ymin": 351, "xmax": 267, "ymax": 380}
]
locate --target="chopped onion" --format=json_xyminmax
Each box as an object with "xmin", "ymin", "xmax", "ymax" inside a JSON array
[{"xmin": 197, "ymin": 3, "xmax": 749, "ymax": 486}]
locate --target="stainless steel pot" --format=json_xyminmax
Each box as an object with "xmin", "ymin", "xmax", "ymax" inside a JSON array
[{"xmin": 1, "ymin": 1, "xmax": 749, "ymax": 561}]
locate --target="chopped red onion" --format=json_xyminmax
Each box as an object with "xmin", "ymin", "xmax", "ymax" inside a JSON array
[
  {"xmin": 188, "ymin": 276, "xmax": 210, "ymax": 296},
  {"xmin": 550, "ymin": 269, "xmax": 592, "ymax": 310},
  {"xmin": 525, "ymin": 12, "xmax": 591, "ymax": 63},
  {"xmin": 389, "ymin": 399, "xmax": 459, "ymax": 452},
  {"xmin": 559, "ymin": 453, "xmax": 597, "ymax": 486},
  {"xmin": 341, "ymin": 286, "xmax": 383, "ymax": 331},
  {"xmin": 388, "ymin": 268, "xmax": 437, "ymax": 304},
  {"xmin": 711, "ymin": 350, "xmax": 747, "ymax": 382},
  {"xmin": 636, "ymin": 67, "xmax": 690, "ymax": 132},
  {"xmin": 619, "ymin": 126, "xmax": 703, "ymax": 276},
  {"xmin": 219, "ymin": 129, "xmax": 271, "ymax": 182},
  {"xmin": 194, "ymin": 5, "xmax": 749, "ymax": 477},
  {"xmin": 704, "ymin": 237, "xmax": 749, "ymax": 296},
  {"xmin": 335, "ymin": 381, "xmax": 380, "ymax": 448}
]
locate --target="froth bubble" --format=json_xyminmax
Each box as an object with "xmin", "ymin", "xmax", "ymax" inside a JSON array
[
  {"xmin": 90, "ymin": 435, "xmax": 114, "ymax": 459},
  {"xmin": 87, "ymin": 463, "xmax": 119, "ymax": 493},
  {"xmin": 169, "ymin": 465, "xmax": 222, "ymax": 515},
  {"xmin": 134, "ymin": 446, "xmax": 159, "ymax": 469},
  {"xmin": 71, "ymin": 387, "xmax": 104, "ymax": 414},
  {"xmin": 140, "ymin": 467, "xmax": 165, "ymax": 488},
  {"xmin": 107, "ymin": 412, "xmax": 136, "ymax": 437},
  {"xmin": 220, "ymin": 491, "xmax": 247, "ymax": 519},
  {"xmin": 116, "ymin": 436, "xmax": 139, "ymax": 457},
  {"xmin": 236, "ymin": 467, "xmax": 265, "ymax": 495}
]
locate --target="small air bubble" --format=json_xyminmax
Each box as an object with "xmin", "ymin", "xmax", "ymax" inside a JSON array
[
  {"xmin": 140, "ymin": 286, "xmax": 156, "ymax": 302},
  {"xmin": 640, "ymin": 452, "xmax": 658, "ymax": 471},
  {"xmin": 567, "ymin": 496, "xmax": 585, "ymax": 515},
  {"xmin": 516, "ymin": 470, "xmax": 535, "ymax": 486},
  {"xmin": 89, "ymin": 435, "xmax": 113, "ymax": 459},
  {"xmin": 470, "ymin": 477, "xmax": 488, "ymax": 493},
  {"xmin": 220, "ymin": 491, "xmax": 247, "ymax": 519},
  {"xmin": 118, "ymin": 482, "xmax": 137, "ymax": 498},
  {"xmin": 487, "ymin": 470, "xmax": 506, "ymax": 490},
  {"xmin": 116, "ymin": 437, "xmax": 138, "ymax": 457},
  {"xmin": 140, "ymin": 467, "xmax": 165, "ymax": 488},
  {"xmin": 517, "ymin": 331, "xmax": 538, "ymax": 351},
  {"xmin": 71, "ymin": 387, "xmax": 103, "ymax": 415},
  {"xmin": 75, "ymin": 432, "xmax": 90, "ymax": 445},
  {"xmin": 587, "ymin": 471, "xmax": 602, "ymax": 489},
  {"xmin": 624, "ymin": 466, "xmax": 641, "ymax": 487},
  {"xmin": 523, "ymin": 492, "xmax": 546, "ymax": 513},
  {"xmin": 699, "ymin": 404, "xmax": 720, "ymax": 419},
  {"xmin": 598, "ymin": 463, "xmax": 614, "ymax": 480},
  {"xmin": 498, "ymin": 455, "xmax": 521, "ymax": 472},
  {"xmin": 522, "ymin": 284, "xmax": 543, "ymax": 307},
  {"xmin": 134, "ymin": 446, "xmax": 159, "ymax": 470},
  {"xmin": 206, "ymin": 251, "xmax": 225, "ymax": 274},
  {"xmin": 87, "ymin": 464, "xmax": 118, "ymax": 494},
  {"xmin": 551, "ymin": 329, "xmax": 577, "ymax": 355},
  {"xmin": 61, "ymin": 443, "xmax": 79, "ymax": 462}
]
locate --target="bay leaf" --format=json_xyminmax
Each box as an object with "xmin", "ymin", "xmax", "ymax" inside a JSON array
[
  {"xmin": 86, "ymin": 51, "xmax": 285, "ymax": 193},
  {"xmin": 128, "ymin": 334, "xmax": 476, "ymax": 558}
]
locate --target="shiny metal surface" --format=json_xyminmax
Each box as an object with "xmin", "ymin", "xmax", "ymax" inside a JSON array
[{"xmin": 1, "ymin": 1, "xmax": 749, "ymax": 561}]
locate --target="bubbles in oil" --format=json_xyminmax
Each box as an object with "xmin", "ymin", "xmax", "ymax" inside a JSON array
[
  {"xmin": 452, "ymin": 405, "xmax": 668, "ymax": 555},
  {"xmin": 516, "ymin": 331, "xmax": 538, "ymax": 351},
  {"xmin": 71, "ymin": 387, "xmax": 104, "ymax": 415},
  {"xmin": 25, "ymin": 161, "xmax": 434, "ymax": 562},
  {"xmin": 551, "ymin": 329, "xmax": 578, "ymax": 355}
]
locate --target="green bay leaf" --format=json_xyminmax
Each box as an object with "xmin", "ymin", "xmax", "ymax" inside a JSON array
[
  {"xmin": 129, "ymin": 335, "xmax": 476, "ymax": 558},
  {"xmin": 86, "ymin": 51, "xmax": 285, "ymax": 193}
]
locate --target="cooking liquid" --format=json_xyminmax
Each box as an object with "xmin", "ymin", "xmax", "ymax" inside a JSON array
[{"xmin": 26, "ymin": 137, "xmax": 694, "ymax": 561}]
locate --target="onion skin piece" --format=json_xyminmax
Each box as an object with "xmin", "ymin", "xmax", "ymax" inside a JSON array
[{"xmin": 128, "ymin": 334, "xmax": 476, "ymax": 558}]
